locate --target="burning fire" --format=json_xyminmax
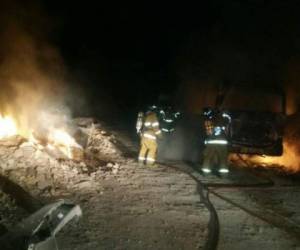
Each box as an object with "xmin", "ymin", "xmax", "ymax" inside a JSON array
[
  {"xmin": 31, "ymin": 128, "xmax": 84, "ymax": 161},
  {"xmin": 51, "ymin": 129, "xmax": 77, "ymax": 147},
  {"xmin": 0, "ymin": 115, "xmax": 17, "ymax": 139},
  {"xmin": 0, "ymin": 112, "xmax": 83, "ymax": 160},
  {"xmin": 48, "ymin": 129, "xmax": 83, "ymax": 159}
]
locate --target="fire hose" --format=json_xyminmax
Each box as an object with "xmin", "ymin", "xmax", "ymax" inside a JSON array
[
  {"xmin": 159, "ymin": 162, "xmax": 220, "ymax": 250},
  {"xmin": 161, "ymin": 160, "xmax": 300, "ymax": 249},
  {"xmin": 160, "ymin": 160, "xmax": 276, "ymax": 250}
]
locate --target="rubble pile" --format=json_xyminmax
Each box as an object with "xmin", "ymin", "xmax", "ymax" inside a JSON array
[{"xmin": 0, "ymin": 118, "xmax": 124, "ymax": 198}]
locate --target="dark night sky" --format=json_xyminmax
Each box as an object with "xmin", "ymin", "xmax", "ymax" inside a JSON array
[
  {"xmin": 19, "ymin": 1, "xmax": 300, "ymax": 114},
  {"xmin": 41, "ymin": 2, "xmax": 214, "ymax": 108}
]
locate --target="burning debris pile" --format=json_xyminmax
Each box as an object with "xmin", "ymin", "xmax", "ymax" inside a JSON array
[
  {"xmin": 0, "ymin": 117, "xmax": 123, "ymax": 197},
  {"xmin": 0, "ymin": 111, "xmax": 83, "ymax": 161},
  {"xmin": 0, "ymin": 1, "xmax": 127, "ymax": 207}
]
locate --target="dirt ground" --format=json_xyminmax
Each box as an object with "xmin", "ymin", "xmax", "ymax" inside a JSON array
[
  {"xmin": 55, "ymin": 162, "xmax": 209, "ymax": 250},
  {"xmin": 0, "ymin": 119, "xmax": 300, "ymax": 249}
]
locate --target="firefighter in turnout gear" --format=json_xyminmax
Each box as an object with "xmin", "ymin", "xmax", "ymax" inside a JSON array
[
  {"xmin": 159, "ymin": 106, "xmax": 180, "ymax": 133},
  {"xmin": 137, "ymin": 106, "xmax": 162, "ymax": 165},
  {"xmin": 202, "ymin": 108, "xmax": 231, "ymax": 174}
]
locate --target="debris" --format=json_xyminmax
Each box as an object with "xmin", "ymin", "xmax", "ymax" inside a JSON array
[
  {"xmin": 37, "ymin": 180, "xmax": 52, "ymax": 192},
  {"xmin": 70, "ymin": 145, "xmax": 85, "ymax": 161},
  {"xmin": 74, "ymin": 180, "xmax": 92, "ymax": 189},
  {"xmin": 0, "ymin": 135, "xmax": 25, "ymax": 147},
  {"xmin": 113, "ymin": 163, "xmax": 120, "ymax": 169},
  {"xmin": 106, "ymin": 163, "xmax": 114, "ymax": 168}
]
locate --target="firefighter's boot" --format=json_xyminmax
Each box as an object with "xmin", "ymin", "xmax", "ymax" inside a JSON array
[{"xmin": 201, "ymin": 145, "xmax": 214, "ymax": 174}]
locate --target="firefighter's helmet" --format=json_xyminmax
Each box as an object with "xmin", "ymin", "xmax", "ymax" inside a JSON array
[
  {"xmin": 148, "ymin": 105, "xmax": 158, "ymax": 113},
  {"xmin": 203, "ymin": 107, "xmax": 213, "ymax": 118}
]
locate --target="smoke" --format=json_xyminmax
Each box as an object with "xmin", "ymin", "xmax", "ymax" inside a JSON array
[
  {"xmin": 157, "ymin": 114, "xmax": 204, "ymax": 163},
  {"xmin": 0, "ymin": 0, "xmax": 72, "ymax": 137}
]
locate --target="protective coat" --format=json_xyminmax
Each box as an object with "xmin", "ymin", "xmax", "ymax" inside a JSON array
[
  {"xmin": 202, "ymin": 111, "xmax": 231, "ymax": 172},
  {"xmin": 138, "ymin": 111, "xmax": 161, "ymax": 165}
]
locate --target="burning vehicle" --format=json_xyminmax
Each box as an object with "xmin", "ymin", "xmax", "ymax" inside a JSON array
[{"xmin": 219, "ymin": 85, "xmax": 285, "ymax": 156}]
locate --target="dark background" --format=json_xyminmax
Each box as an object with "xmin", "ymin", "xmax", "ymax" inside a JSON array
[
  {"xmin": 3, "ymin": 1, "xmax": 300, "ymax": 117},
  {"xmin": 43, "ymin": 2, "xmax": 209, "ymax": 114}
]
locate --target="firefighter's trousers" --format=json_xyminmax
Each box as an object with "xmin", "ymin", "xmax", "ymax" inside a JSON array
[
  {"xmin": 138, "ymin": 137, "xmax": 157, "ymax": 165},
  {"xmin": 202, "ymin": 144, "xmax": 228, "ymax": 170}
]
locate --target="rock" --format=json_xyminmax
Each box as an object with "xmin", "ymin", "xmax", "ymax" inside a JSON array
[
  {"xmin": 113, "ymin": 163, "xmax": 120, "ymax": 169},
  {"xmin": 37, "ymin": 179, "xmax": 52, "ymax": 191},
  {"xmin": 106, "ymin": 163, "xmax": 114, "ymax": 168},
  {"xmin": 26, "ymin": 167, "xmax": 37, "ymax": 177},
  {"xmin": 13, "ymin": 149, "xmax": 23, "ymax": 158},
  {"xmin": 74, "ymin": 180, "xmax": 92, "ymax": 189},
  {"xmin": 7, "ymin": 159, "xmax": 15, "ymax": 167},
  {"xmin": 27, "ymin": 176, "xmax": 38, "ymax": 186},
  {"xmin": 79, "ymin": 162, "xmax": 86, "ymax": 168}
]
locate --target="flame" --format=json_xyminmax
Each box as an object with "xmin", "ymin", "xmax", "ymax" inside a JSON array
[
  {"xmin": 0, "ymin": 110, "xmax": 83, "ymax": 160},
  {"xmin": 49, "ymin": 129, "xmax": 76, "ymax": 158},
  {"xmin": 48, "ymin": 129, "xmax": 83, "ymax": 159},
  {"xmin": 51, "ymin": 129, "xmax": 77, "ymax": 147},
  {"xmin": 0, "ymin": 115, "xmax": 17, "ymax": 139}
]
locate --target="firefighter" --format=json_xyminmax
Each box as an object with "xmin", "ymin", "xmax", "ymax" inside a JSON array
[
  {"xmin": 156, "ymin": 106, "xmax": 180, "ymax": 160},
  {"xmin": 137, "ymin": 106, "xmax": 162, "ymax": 165},
  {"xmin": 202, "ymin": 107, "xmax": 231, "ymax": 174},
  {"xmin": 159, "ymin": 106, "xmax": 180, "ymax": 133}
]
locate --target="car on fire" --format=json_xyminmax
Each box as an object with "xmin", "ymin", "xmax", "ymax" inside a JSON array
[{"xmin": 220, "ymin": 85, "xmax": 285, "ymax": 156}]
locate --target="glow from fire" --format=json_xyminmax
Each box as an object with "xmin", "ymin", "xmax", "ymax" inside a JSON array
[
  {"xmin": 0, "ymin": 115, "xmax": 17, "ymax": 139},
  {"xmin": 229, "ymin": 141, "xmax": 300, "ymax": 172},
  {"xmin": 228, "ymin": 113, "xmax": 300, "ymax": 173}
]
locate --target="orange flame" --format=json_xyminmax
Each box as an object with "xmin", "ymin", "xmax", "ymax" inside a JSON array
[{"xmin": 0, "ymin": 112, "xmax": 82, "ymax": 160}]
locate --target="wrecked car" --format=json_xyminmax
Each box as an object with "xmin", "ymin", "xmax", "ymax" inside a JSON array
[
  {"xmin": 220, "ymin": 85, "xmax": 285, "ymax": 156},
  {"xmin": 0, "ymin": 200, "xmax": 82, "ymax": 250}
]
